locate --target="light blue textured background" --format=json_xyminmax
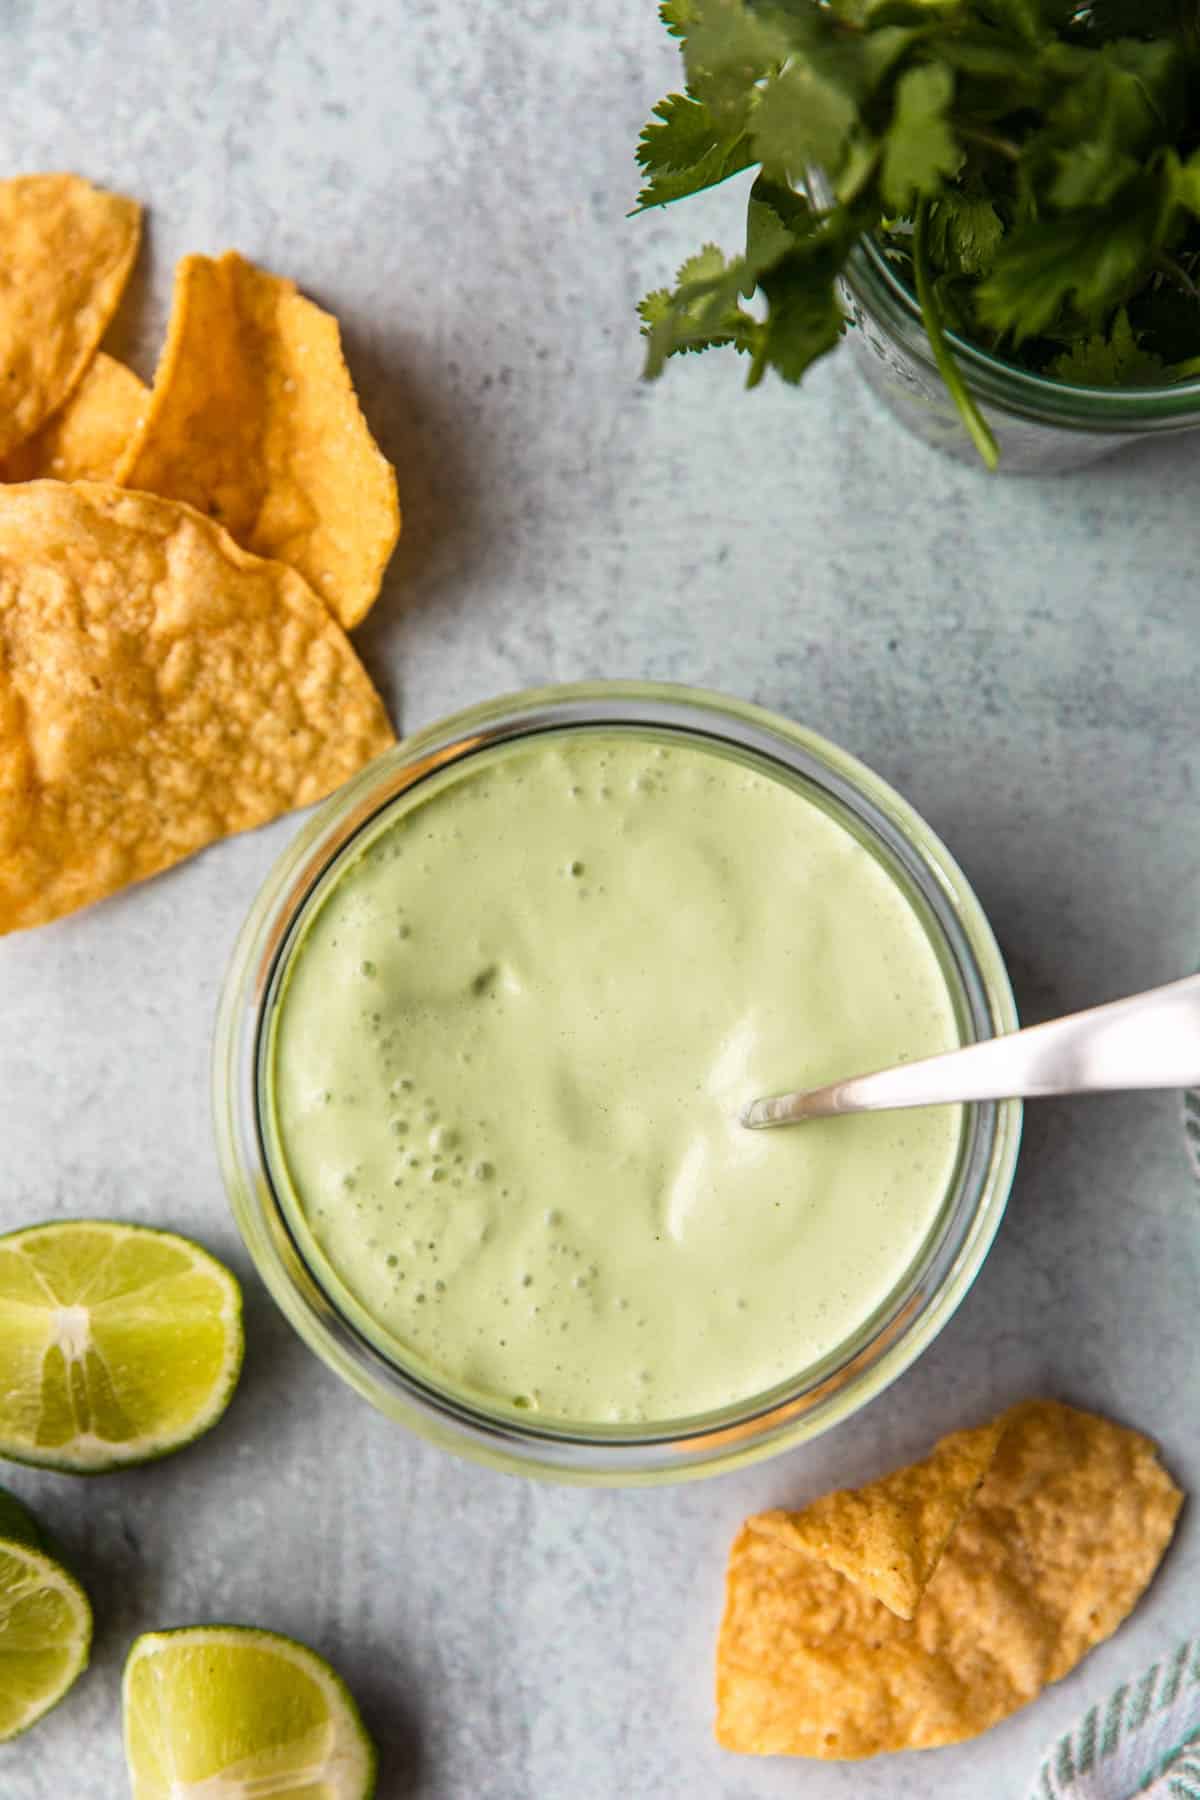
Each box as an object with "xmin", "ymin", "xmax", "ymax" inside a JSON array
[{"xmin": 1, "ymin": 3, "xmax": 1198, "ymax": 1796}]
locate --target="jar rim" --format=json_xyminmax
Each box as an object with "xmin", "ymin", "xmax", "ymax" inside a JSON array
[
  {"xmin": 213, "ymin": 681, "xmax": 1022, "ymax": 1483},
  {"xmin": 845, "ymin": 232, "xmax": 1200, "ymax": 427}
]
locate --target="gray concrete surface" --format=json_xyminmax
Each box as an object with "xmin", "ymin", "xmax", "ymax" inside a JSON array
[{"xmin": 2, "ymin": 2, "xmax": 1198, "ymax": 1795}]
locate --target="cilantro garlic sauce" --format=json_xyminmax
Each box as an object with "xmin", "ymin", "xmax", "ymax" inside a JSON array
[{"xmin": 266, "ymin": 730, "xmax": 963, "ymax": 1426}]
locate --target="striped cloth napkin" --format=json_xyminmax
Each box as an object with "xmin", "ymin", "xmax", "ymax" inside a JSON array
[{"xmin": 1030, "ymin": 1638, "xmax": 1200, "ymax": 1800}]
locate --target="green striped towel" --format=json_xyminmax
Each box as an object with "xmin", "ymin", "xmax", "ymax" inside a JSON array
[{"xmin": 1030, "ymin": 1638, "xmax": 1200, "ymax": 1799}]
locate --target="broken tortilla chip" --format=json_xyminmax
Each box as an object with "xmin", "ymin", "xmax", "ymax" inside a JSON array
[
  {"xmin": 716, "ymin": 1400, "xmax": 1182, "ymax": 1759},
  {"xmin": 0, "ymin": 353, "xmax": 147, "ymax": 483},
  {"xmin": 0, "ymin": 480, "xmax": 395, "ymax": 934},
  {"xmin": 115, "ymin": 250, "xmax": 400, "ymax": 629},
  {"xmin": 759, "ymin": 1416, "xmax": 1004, "ymax": 1619},
  {"xmin": 0, "ymin": 174, "xmax": 141, "ymax": 459}
]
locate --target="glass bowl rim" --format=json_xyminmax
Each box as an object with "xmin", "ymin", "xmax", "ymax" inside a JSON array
[{"xmin": 212, "ymin": 680, "xmax": 1023, "ymax": 1484}]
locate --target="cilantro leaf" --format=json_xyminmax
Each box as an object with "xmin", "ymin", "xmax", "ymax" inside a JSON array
[
  {"xmin": 935, "ymin": 28, "xmax": 1044, "ymax": 91},
  {"xmin": 1042, "ymin": 38, "xmax": 1185, "ymax": 167},
  {"xmin": 682, "ymin": 0, "xmax": 793, "ymax": 131},
  {"xmin": 746, "ymin": 178, "xmax": 861, "ymax": 385},
  {"xmin": 639, "ymin": 245, "xmax": 762, "ymax": 376},
  {"xmin": 641, "ymin": 193, "xmax": 851, "ymax": 390},
  {"xmin": 745, "ymin": 174, "xmax": 820, "ymax": 267},
  {"xmin": 750, "ymin": 21, "xmax": 923, "ymax": 185},
  {"xmin": 1169, "ymin": 148, "xmax": 1200, "ymax": 218},
  {"xmin": 847, "ymin": 24, "xmax": 925, "ymax": 90},
  {"xmin": 659, "ymin": 0, "xmax": 695, "ymax": 37},
  {"xmin": 750, "ymin": 241, "xmax": 847, "ymax": 385},
  {"xmin": 880, "ymin": 64, "xmax": 963, "ymax": 212},
  {"xmin": 1046, "ymin": 307, "xmax": 1169, "ymax": 383},
  {"xmin": 638, "ymin": 288, "xmax": 675, "ymax": 328},
  {"xmin": 633, "ymin": 150, "xmax": 755, "ymax": 211},
  {"xmin": 638, "ymin": 92, "xmax": 735, "ymax": 174},
  {"xmin": 634, "ymin": 94, "xmax": 755, "ymax": 210},
  {"xmin": 750, "ymin": 61, "xmax": 858, "ymax": 181},
  {"xmin": 1048, "ymin": 141, "xmax": 1140, "ymax": 209},
  {"xmin": 976, "ymin": 204, "xmax": 1155, "ymax": 339},
  {"xmin": 925, "ymin": 189, "xmax": 1004, "ymax": 274}
]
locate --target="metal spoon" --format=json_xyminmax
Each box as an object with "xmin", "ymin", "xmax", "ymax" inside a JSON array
[{"xmin": 741, "ymin": 973, "xmax": 1200, "ymax": 1130}]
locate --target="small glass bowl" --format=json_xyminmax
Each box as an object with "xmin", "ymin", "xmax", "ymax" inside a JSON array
[
  {"xmin": 213, "ymin": 682, "xmax": 1021, "ymax": 1484},
  {"xmin": 840, "ymin": 235, "xmax": 1200, "ymax": 474}
]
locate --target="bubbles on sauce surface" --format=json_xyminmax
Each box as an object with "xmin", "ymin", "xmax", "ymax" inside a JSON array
[{"xmin": 275, "ymin": 729, "xmax": 964, "ymax": 1424}]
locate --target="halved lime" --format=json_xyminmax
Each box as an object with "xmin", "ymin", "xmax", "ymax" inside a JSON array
[
  {"xmin": 0, "ymin": 1220, "xmax": 243, "ymax": 1472},
  {"xmin": 0, "ymin": 1486, "xmax": 92, "ymax": 1740},
  {"xmin": 123, "ymin": 1626, "xmax": 378, "ymax": 1798}
]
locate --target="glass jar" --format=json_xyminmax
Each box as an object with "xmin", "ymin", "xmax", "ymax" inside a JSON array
[
  {"xmin": 840, "ymin": 235, "xmax": 1200, "ymax": 474},
  {"xmin": 213, "ymin": 682, "xmax": 1021, "ymax": 1483}
]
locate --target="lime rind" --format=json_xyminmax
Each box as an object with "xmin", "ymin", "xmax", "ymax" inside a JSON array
[
  {"xmin": 123, "ymin": 1625, "xmax": 377, "ymax": 1799},
  {"xmin": 0, "ymin": 1493, "xmax": 92, "ymax": 1742},
  {"xmin": 0, "ymin": 1220, "xmax": 244, "ymax": 1474}
]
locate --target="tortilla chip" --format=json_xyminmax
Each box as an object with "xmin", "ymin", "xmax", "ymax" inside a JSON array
[
  {"xmin": 716, "ymin": 1400, "xmax": 1182, "ymax": 1759},
  {"xmin": 0, "ymin": 480, "xmax": 395, "ymax": 935},
  {"xmin": 759, "ymin": 1417, "xmax": 1004, "ymax": 1619},
  {"xmin": 0, "ymin": 175, "xmax": 141, "ymax": 458},
  {"xmin": 116, "ymin": 251, "xmax": 400, "ymax": 629},
  {"xmin": 0, "ymin": 353, "xmax": 147, "ymax": 484}
]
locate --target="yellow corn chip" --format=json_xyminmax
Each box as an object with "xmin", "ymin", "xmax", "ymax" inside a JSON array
[
  {"xmin": 116, "ymin": 251, "xmax": 400, "ymax": 629},
  {"xmin": 759, "ymin": 1417, "xmax": 1004, "ymax": 1619},
  {"xmin": 716, "ymin": 1400, "xmax": 1182, "ymax": 1759},
  {"xmin": 0, "ymin": 174, "xmax": 141, "ymax": 458},
  {"xmin": 0, "ymin": 353, "xmax": 147, "ymax": 483},
  {"xmin": 0, "ymin": 480, "xmax": 395, "ymax": 935}
]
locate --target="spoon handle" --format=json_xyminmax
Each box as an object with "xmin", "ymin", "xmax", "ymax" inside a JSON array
[{"xmin": 743, "ymin": 973, "xmax": 1200, "ymax": 1130}]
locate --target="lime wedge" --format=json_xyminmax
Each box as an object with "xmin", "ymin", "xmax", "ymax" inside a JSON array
[
  {"xmin": 0, "ymin": 1485, "xmax": 92, "ymax": 1740},
  {"xmin": 0, "ymin": 1220, "xmax": 243, "ymax": 1473},
  {"xmin": 123, "ymin": 1626, "xmax": 377, "ymax": 1798}
]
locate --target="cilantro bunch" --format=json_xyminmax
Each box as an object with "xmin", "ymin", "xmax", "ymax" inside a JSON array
[{"xmin": 636, "ymin": 0, "xmax": 1200, "ymax": 465}]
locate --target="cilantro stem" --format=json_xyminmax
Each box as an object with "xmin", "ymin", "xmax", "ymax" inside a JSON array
[
  {"xmin": 955, "ymin": 125, "xmax": 1020, "ymax": 162},
  {"xmin": 1155, "ymin": 251, "xmax": 1200, "ymax": 300},
  {"xmin": 912, "ymin": 199, "xmax": 999, "ymax": 471}
]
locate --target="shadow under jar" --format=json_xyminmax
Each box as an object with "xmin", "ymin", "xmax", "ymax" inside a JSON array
[
  {"xmin": 213, "ymin": 682, "xmax": 1022, "ymax": 1484},
  {"xmin": 840, "ymin": 233, "xmax": 1200, "ymax": 474}
]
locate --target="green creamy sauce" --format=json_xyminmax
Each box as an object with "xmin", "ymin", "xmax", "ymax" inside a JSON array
[{"xmin": 267, "ymin": 731, "xmax": 963, "ymax": 1425}]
